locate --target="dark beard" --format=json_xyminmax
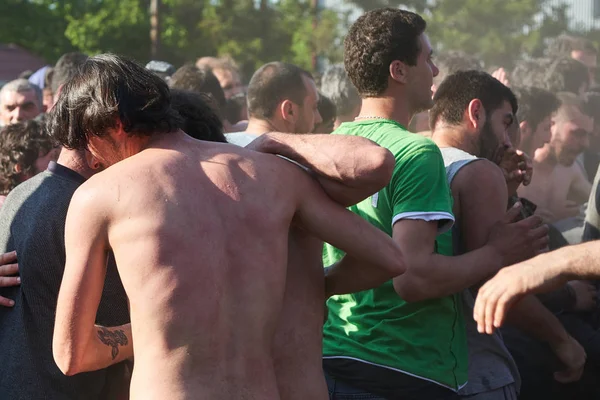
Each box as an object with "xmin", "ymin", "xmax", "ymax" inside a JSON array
[{"xmin": 479, "ymin": 119, "xmax": 504, "ymax": 163}]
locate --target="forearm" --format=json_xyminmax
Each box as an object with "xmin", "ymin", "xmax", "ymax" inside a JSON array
[
  {"xmin": 529, "ymin": 241, "xmax": 600, "ymax": 287},
  {"xmin": 57, "ymin": 323, "xmax": 133, "ymax": 375},
  {"xmin": 505, "ymin": 294, "xmax": 570, "ymax": 347},
  {"xmin": 393, "ymin": 245, "xmax": 501, "ymax": 302},
  {"xmin": 325, "ymin": 255, "xmax": 401, "ymax": 297},
  {"xmin": 253, "ymin": 132, "xmax": 393, "ymax": 205}
]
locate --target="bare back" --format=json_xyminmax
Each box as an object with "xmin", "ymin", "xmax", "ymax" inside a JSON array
[
  {"xmin": 273, "ymin": 229, "xmax": 328, "ymax": 400},
  {"xmin": 92, "ymin": 133, "xmax": 299, "ymax": 399}
]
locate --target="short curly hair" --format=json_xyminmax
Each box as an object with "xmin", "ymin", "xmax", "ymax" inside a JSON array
[
  {"xmin": 344, "ymin": 8, "xmax": 426, "ymax": 97},
  {"xmin": 0, "ymin": 119, "xmax": 55, "ymax": 195}
]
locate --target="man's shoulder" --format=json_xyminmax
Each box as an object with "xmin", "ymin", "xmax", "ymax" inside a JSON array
[
  {"xmin": 1, "ymin": 171, "xmax": 73, "ymax": 213},
  {"xmin": 335, "ymin": 121, "xmax": 439, "ymax": 157},
  {"xmin": 452, "ymin": 158, "xmax": 506, "ymax": 194}
]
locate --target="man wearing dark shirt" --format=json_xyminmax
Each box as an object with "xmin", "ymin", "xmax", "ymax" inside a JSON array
[{"xmin": 0, "ymin": 149, "xmax": 130, "ymax": 400}]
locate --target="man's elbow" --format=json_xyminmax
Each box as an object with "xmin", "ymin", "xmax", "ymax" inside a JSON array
[
  {"xmin": 53, "ymin": 343, "xmax": 84, "ymax": 376},
  {"xmin": 386, "ymin": 251, "xmax": 407, "ymax": 278},
  {"xmin": 362, "ymin": 148, "xmax": 395, "ymax": 190},
  {"xmin": 392, "ymin": 276, "xmax": 433, "ymax": 303}
]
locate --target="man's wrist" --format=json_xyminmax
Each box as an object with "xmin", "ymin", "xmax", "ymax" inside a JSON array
[{"xmin": 483, "ymin": 244, "xmax": 505, "ymax": 271}]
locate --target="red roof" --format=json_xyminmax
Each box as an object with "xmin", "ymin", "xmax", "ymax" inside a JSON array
[{"xmin": 0, "ymin": 44, "xmax": 47, "ymax": 83}]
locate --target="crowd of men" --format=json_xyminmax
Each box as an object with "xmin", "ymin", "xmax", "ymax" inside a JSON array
[{"xmin": 3, "ymin": 6, "xmax": 600, "ymax": 400}]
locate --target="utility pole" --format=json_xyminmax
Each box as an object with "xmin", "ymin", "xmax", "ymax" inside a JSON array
[
  {"xmin": 150, "ymin": 0, "xmax": 161, "ymax": 59},
  {"xmin": 311, "ymin": 0, "xmax": 320, "ymax": 72}
]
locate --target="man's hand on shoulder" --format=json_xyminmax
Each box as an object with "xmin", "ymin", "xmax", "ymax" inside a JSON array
[{"xmin": 0, "ymin": 250, "xmax": 19, "ymax": 307}]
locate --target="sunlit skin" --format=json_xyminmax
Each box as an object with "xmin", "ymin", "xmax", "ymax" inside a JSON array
[{"xmin": 519, "ymin": 107, "xmax": 593, "ymax": 222}]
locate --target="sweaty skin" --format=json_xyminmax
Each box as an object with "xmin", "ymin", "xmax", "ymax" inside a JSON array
[{"xmin": 54, "ymin": 132, "xmax": 404, "ymax": 400}]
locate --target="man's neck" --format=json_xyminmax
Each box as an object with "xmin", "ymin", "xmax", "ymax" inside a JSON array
[
  {"xmin": 244, "ymin": 118, "xmax": 282, "ymax": 135},
  {"xmin": 56, "ymin": 149, "xmax": 94, "ymax": 179},
  {"xmin": 357, "ymin": 95, "xmax": 413, "ymax": 128},
  {"xmin": 533, "ymin": 145, "xmax": 558, "ymax": 168},
  {"xmin": 334, "ymin": 114, "xmax": 356, "ymax": 129},
  {"xmin": 431, "ymin": 125, "xmax": 479, "ymax": 157}
]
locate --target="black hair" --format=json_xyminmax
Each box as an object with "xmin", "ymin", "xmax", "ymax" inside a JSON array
[
  {"xmin": 170, "ymin": 89, "xmax": 226, "ymax": 143},
  {"xmin": 430, "ymin": 70, "xmax": 517, "ymax": 129},
  {"xmin": 48, "ymin": 53, "xmax": 182, "ymax": 150},
  {"xmin": 344, "ymin": 8, "xmax": 426, "ymax": 97}
]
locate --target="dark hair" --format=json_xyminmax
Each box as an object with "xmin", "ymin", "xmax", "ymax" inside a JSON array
[
  {"xmin": 543, "ymin": 57, "xmax": 589, "ymax": 95},
  {"xmin": 48, "ymin": 54, "xmax": 182, "ymax": 150},
  {"xmin": 169, "ymin": 64, "xmax": 227, "ymax": 113},
  {"xmin": 547, "ymin": 34, "xmax": 597, "ymax": 57},
  {"xmin": 224, "ymin": 93, "xmax": 247, "ymax": 124},
  {"xmin": 430, "ymin": 70, "xmax": 518, "ymax": 129},
  {"xmin": 434, "ymin": 50, "xmax": 483, "ymax": 85},
  {"xmin": 246, "ymin": 62, "xmax": 313, "ymax": 119},
  {"xmin": 0, "ymin": 119, "xmax": 55, "ymax": 194},
  {"xmin": 51, "ymin": 52, "xmax": 89, "ymax": 94},
  {"xmin": 320, "ymin": 63, "xmax": 360, "ymax": 117},
  {"xmin": 170, "ymin": 89, "xmax": 226, "ymax": 143},
  {"xmin": 512, "ymin": 86, "xmax": 560, "ymax": 132},
  {"xmin": 344, "ymin": 8, "xmax": 426, "ymax": 97},
  {"xmin": 317, "ymin": 91, "xmax": 337, "ymax": 126}
]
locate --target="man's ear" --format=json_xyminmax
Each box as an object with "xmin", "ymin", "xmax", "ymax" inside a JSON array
[
  {"xmin": 389, "ymin": 60, "xmax": 409, "ymax": 84},
  {"xmin": 466, "ymin": 99, "xmax": 485, "ymax": 129},
  {"xmin": 84, "ymin": 150, "xmax": 102, "ymax": 171},
  {"xmin": 13, "ymin": 163, "xmax": 23, "ymax": 174},
  {"xmin": 280, "ymin": 99, "xmax": 297, "ymax": 124},
  {"xmin": 519, "ymin": 120, "xmax": 532, "ymax": 139}
]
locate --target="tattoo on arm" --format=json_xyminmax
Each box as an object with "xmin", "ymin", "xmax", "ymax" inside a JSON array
[{"xmin": 97, "ymin": 327, "xmax": 129, "ymax": 360}]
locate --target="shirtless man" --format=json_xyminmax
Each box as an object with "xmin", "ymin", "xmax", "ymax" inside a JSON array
[
  {"xmin": 519, "ymin": 92, "xmax": 593, "ymax": 223},
  {"xmin": 219, "ymin": 57, "xmax": 397, "ymax": 399},
  {"xmin": 50, "ymin": 54, "xmax": 406, "ymax": 400}
]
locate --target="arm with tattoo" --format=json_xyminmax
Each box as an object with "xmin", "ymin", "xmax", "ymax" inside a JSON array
[{"xmin": 54, "ymin": 185, "xmax": 133, "ymax": 375}]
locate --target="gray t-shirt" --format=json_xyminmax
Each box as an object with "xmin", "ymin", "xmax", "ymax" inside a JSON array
[
  {"xmin": 225, "ymin": 131, "xmax": 260, "ymax": 147},
  {"xmin": 0, "ymin": 162, "xmax": 130, "ymax": 400},
  {"xmin": 440, "ymin": 147, "xmax": 520, "ymax": 396}
]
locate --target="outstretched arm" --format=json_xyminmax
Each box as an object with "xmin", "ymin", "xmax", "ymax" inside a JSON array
[
  {"xmin": 247, "ymin": 132, "xmax": 394, "ymax": 206},
  {"xmin": 474, "ymin": 240, "xmax": 600, "ymax": 335},
  {"xmin": 53, "ymin": 185, "xmax": 133, "ymax": 376}
]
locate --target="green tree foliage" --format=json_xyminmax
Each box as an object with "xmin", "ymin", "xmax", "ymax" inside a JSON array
[
  {"xmin": 0, "ymin": 0, "xmax": 345, "ymax": 77},
  {"xmin": 345, "ymin": 0, "xmax": 571, "ymax": 69}
]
